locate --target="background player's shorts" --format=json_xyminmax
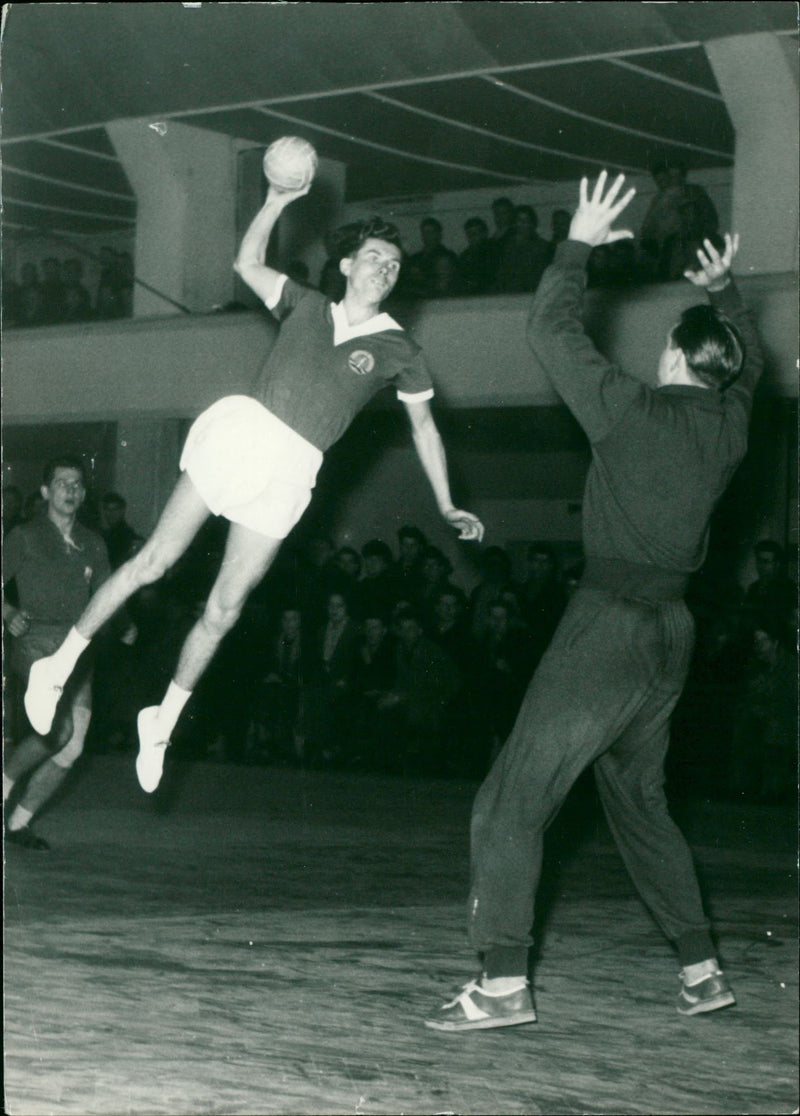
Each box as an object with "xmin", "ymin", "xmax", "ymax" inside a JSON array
[
  {"xmin": 10, "ymin": 623, "xmax": 93, "ymax": 716},
  {"xmin": 180, "ymin": 396, "xmax": 323, "ymax": 539}
]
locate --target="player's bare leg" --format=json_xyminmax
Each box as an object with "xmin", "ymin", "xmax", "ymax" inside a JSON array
[{"xmin": 136, "ymin": 523, "xmax": 282, "ymax": 791}]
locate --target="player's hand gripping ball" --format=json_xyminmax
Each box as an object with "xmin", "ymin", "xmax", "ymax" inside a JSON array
[{"xmin": 263, "ymin": 136, "xmax": 318, "ymax": 192}]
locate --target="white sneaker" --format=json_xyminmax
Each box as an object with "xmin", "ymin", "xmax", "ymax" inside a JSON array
[
  {"xmin": 136, "ymin": 707, "xmax": 169, "ymax": 793},
  {"xmin": 24, "ymin": 657, "xmax": 64, "ymax": 736}
]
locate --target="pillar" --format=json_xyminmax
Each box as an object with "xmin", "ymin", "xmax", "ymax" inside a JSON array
[
  {"xmin": 113, "ymin": 419, "xmax": 184, "ymax": 536},
  {"xmin": 705, "ymin": 33, "xmax": 799, "ymax": 275},
  {"xmin": 107, "ymin": 120, "xmax": 240, "ymax": 317}
]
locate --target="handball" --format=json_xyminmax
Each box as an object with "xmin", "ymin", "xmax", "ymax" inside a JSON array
[{"xmin": 263, "ymin": 136, "xmax": 318, "ymax": 191}]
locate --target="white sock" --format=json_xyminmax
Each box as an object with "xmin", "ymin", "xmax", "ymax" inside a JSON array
[
  {"xmin": 3, "ymin": 774, "xmax": 14, "ymax": 803},
  {"xmin": 8, "ymin": 805, "xmax": 34, "ymax": 832},
  {"xmin": 481, "ymin": 975, "xmax": 528, "ymax": 995},
  {"xmin": 49, "ymin": 627, "xmax": 91, "ymax": 685},
  {"xmin": 156, "ymin": 681, "xmax": 192, "ymax": 738},
  {"xmin": 682, "ymin": 958, "xmax": 720, "ymax": 985}
]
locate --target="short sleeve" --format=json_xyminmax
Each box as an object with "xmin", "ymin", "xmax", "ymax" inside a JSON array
[
  {"xmin": 395, "ymin": 345, "xmax": 435, "ymax": 403},
  {"xmin": 265, "ymin": 276, "xmax": 315, "ymax": 322}
]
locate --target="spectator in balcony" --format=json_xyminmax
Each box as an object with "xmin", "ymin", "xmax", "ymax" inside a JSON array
[
  {"xmin": 62, "ymin": 258, "xmax": 94, "ymax": 323},
  {"xmin": 493, "ymin": 206, "xmax": 552, "ymax": 294},
  {"xmin": 458, "ymin": 217, "xmax": 495, "ymax": 295},
  {"xmin": 405, "ymin": 217, "xmax": 459, "ymax": 298},
  {"xmin": 490, "ymin": 197, "xmax": 516, "ymax": 253},
  {"xmin": 16, "ymin": 262, "xmax": 44, "ymax": 327},
  {"xmin": 95, "ymin": 247, "xmax": 126, "ymax": 320},
  {"xmin": 548, "ymin": 209, "xmax": 572, "ymax": 260},
  {"xmin": 39, "ymin": 258, "xmax": 66, "ymax": 324},
  {"xmin": 640, "ymin": 161, "xmax": 719, "ymax": 282}
]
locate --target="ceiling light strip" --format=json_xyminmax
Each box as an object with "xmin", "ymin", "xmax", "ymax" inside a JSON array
[
  {"xmin": 607, "ymin": 58, "xmax": 725, "ymax": 101},
  {"xmin": 253, "ymin": 106, "xmax": 534, "ymax": 182},
  {"xmin": 366, "ymin": 91, "xmax": 640, "ymax": 174},
  {"xmin": 4, "ymin": 164, "xmax": 136, "ymax": 202},
  {"xmin": 4, "ymin": 196, "xmax": 136, "ymax": 223},
  {"xmin": 483, "ymin": 76, "xmax": 731, "ymax": 159}
]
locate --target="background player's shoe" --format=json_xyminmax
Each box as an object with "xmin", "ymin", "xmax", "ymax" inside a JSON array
[
  {"xmin": 136, "ymin": 708, "xmax": 170, "ymax": 793},
  {"xmin": 24, "ymin": 657, "xmax": 63, "ymax": 736},
  {"xmin": 677, "ymin": 967, "xmax": 736, "ymax": 1015},
  {"xmin": 6, "ymin": 825, "xmax": 51, "ymax": 851},
  {"xmin": 425, "ymin": 977, "xmax": 537, "ymax": 1031}
]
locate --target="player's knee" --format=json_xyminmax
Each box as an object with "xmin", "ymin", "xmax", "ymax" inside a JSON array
[
  {"xmin": 202, "ymin": 595, "xmax": 243, "ymax": 639},
  {"xmin": 51, "ymin": 706, "xmax": 91, "ymax": 769},
  {"xmin": 128, "ymin": 541, "xmax": 173, "ymax": 588}
]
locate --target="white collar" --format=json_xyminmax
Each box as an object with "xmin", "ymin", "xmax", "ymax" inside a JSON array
[{"xmin": 330, "ymin": 300, "xmax": 402, "ymax": 346}]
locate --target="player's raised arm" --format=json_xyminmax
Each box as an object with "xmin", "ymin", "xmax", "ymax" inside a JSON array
[{"xmin": 233, "ymin": 183, "xmax": 310, "ymax": 307}]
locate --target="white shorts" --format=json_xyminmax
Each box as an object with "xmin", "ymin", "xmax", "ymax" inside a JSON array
[{"xmin": 180, "ymin": 396, "xmax": 323, "ymax": 539}]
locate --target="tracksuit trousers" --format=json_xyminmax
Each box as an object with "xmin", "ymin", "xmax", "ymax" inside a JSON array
[{"xmin": 469, "ymin": 586, "xmax": 715, "ymax": 975}]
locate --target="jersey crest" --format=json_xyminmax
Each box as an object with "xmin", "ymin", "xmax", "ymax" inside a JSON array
[{"xmin": 347, "ymin": 349, "xmax": 375, "ymax": 376}]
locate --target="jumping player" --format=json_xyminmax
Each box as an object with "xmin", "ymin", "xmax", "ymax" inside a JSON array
[
  {"xmin": 24, "ymin": 179, "xmax": 484, "ymax": 793},
  {"xmin": 425, "ymin": 171, "xmax": 762, "ymax": 1031}
]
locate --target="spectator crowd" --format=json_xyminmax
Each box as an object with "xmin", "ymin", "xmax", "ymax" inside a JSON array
[
  {"xmin": 4, "ymin": 159, "xmax": 721, "ymax": 328},
  {"xmin": 5, "ymin": 477, "xmax": 794, "ymax": 799},
  {"xmin": 4, "ymin": 248, "xmax": 135, "ymax": 328}
]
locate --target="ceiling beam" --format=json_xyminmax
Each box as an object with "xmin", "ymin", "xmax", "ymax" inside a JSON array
[
  {"xmin": 482, "ymin": 76, "xmax": 731, "ymax": 160},
  {"xmin": 253, "ymin": 106, "xmax": 533, "ymax": 183},
  {"xmin": 3, "ymin": 164, "xmax": 136, "ymax": 203},
  {"xmin": 607, "ymin": 58, "xmax": 725, "ymax": 100},
  {"xmin": 366, "ymin": 91, "xmax": 640, "ymax": 175},
  {"xmin": 0, "ymin": 40, "xmax": 727, "ymax": 146}
]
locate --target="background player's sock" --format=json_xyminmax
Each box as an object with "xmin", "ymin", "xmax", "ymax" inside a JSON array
[{"xmin": 48, "ymin": 627, "xmax": 91, "ymax": 684}]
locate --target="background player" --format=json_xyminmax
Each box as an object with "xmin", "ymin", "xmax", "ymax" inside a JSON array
[
  {"xmin": 426, "ymin": 171, "xmax": 761, "ymax": 1032},
  {"xmin": 24, "ymin": 173, "xmax": 484, "ymax": 794},
  {"xmin": 4, "ymin": 457, "xmax": 113, "ymax": 849}
]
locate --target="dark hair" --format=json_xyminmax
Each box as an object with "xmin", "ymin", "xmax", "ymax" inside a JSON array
[
  {"xmin": 362, "ymin": 539, "xmax": 393, "ymax": 564},
  {"xmin": 337, "ymin": 217, "xmax": 403, "ymax": 262},
  {"xmin": 754, "ymin": 540, "xmax": 785, "ymax": 562},
  {"xmin": 398, "ymin": 525, "xmax": 426, "ymax": 546},
  {"xmin": 421, "ymin": 217, "xmax": 442, "ymax": 233},
  {"xmin": 464, "ymin": 217, "xmax": 488, "ymax": 234},
  {"xmin": 102, "ymin": 491, "xmax": 126, "ymax": 510},
  {"xmin": 492, "ymin": 197, "xmax": 514, "ymax": 211},
  {"xmin": 422, "ymin": 545, "xmax": 453, "ymax": 577},
  {"xmin": 43, "ymin": 455, "xmax": 85, "ymax": 487},
  {"xmin": 516, "ymin": 204, "xmax": 538, "ymax": 229},
  {"xmin": 650, "ymin": 159, "xmax": 687, "ymax": 179},
  {"xmin": 671, "ymin": 305, "xmax": 744, "ymax": 391},
  {"xmin": 435, "ymin": 585, "xmax": 467, "ymax": 609},
  {"xmin": 527, "ymin": 541, "xmax": 557, "ymax": 563}
]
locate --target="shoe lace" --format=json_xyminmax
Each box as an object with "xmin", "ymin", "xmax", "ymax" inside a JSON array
[{"xmin": 442, "ymin": 979, "xmax": 481, "ymax": 1010}]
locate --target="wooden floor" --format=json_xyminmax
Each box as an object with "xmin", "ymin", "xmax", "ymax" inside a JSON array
[{"xmin": 4, "ymin": 756, "xmax": 798, "ymax": 1116}]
